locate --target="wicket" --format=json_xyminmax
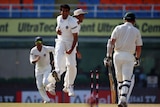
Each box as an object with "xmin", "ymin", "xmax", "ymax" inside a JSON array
[{"xmin": 90, "ymin": 70, "xmax": 99, "ymax": 107}]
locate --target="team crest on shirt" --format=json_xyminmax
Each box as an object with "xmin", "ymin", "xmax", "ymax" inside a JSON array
[{"xmin": 66, "ymin": 26, "xmax": 69, "ymax": 29}]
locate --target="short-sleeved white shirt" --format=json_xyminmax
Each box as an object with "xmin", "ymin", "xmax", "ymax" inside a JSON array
[
  {"xmin": 73, "ymin": 17, "xmax": 81, "ymax": 34},
  {"xmin": 111, "ymin": 22, "xmax": 143, "ymax": 54},
  {"xmin": 56, "ymin": 15, "xmax": 79, "ymax": 42},
  {"xmin": 30, "ymin": 45, "xmax": 54, "ymax": 74}
]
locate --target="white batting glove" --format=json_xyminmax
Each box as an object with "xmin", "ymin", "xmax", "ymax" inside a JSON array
[
  {"xmin": 134, "ymin": 57, "xmax": 140, "ymax": 67},
  {"xmin": 103, "ymin": 57, "xmax": 112, "ymax": 67}
]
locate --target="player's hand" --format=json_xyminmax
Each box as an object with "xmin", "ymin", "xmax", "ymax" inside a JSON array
[
  {"xmin": 66, "ymin": 49, "xmax": 73, "ymax": 54},
  {"xmin": 32, "ymin": 55, "xmax": 40, "ymax": 64},
  {"xmin": 76, "ymin": 51, "xmax": 82, "ymax": 59},
  {"xmin": 103, "ymin": 57, "xmax": 112, "ymax": 67},
  {"xmin": 35, "ymin": 55, "xmax": 40, "ymax": 60},
  {"xmin": 134, "ymin": 57, "xmax": 140, "ymax": 67},
  {"xmin": 57, "ymin": 29, "xmax": 62, "ymax": 35}
]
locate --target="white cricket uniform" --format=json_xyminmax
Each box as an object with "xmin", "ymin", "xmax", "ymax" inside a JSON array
[
  {"xmin": 111, "ymin": 22, "xmax": 142, "ymax": 81},
  {"xmin": 63, "ymin": 17, "xmax": 80, "ymax": 88},
  {"xmin": 54, "ymin": 15, "xmax": 79, "ymax": 86},
  {"xmin": 111, "ymin": 22, "xmax": 143, "ymax": 102},
  {"xmin": 30, "ymin": 45, "xmax": 54, "ymax": 102}
]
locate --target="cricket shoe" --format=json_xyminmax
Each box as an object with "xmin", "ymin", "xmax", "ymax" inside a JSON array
[
  {"xmin": 63, "ymin": 87, "xmax": 69, "ymax": 93},
  {"xmin": 118, "ymin": 101, "xmax": 127, "ymax": 107},
  {"xmin": 43, "ymin": 100, "xmax": 51, "ymax": 103},
  {"xmin": 68, "ymin": 85, "xmax": 75, "ymax": 97},
  {"xmin": 48, "ymin": 90, "xmax": 55, "ymax": 96},
  {"xmin": 46, "ymin": 83, "xmax": 56, "ymax": 95},
  {"xmin": 52, "ymin": 70, "xmax": 61, "ymax": 82}
]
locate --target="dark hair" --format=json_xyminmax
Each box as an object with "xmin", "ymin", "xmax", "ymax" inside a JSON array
[{"xmin": 60, "ymin": 4, "xmax": 70, "ymax": 11}]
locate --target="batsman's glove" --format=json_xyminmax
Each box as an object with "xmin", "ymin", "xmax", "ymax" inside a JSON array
[
  {"xmin": 134, "ymin": 57, "xmax": 140, "ymax": 67},
  {"xmin": 103, "ymin": 57, "xmax": 112, "ymax": 67}
]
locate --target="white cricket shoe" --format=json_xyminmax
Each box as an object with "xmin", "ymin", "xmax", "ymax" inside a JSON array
[
  {"xmin": 63, "ymin": 87, "xmax": 68, "ymax": 93},
  {"xmin": 46, "ymin": 83, "xmax": 56, "ymax": 95},
  {"xmin": 118, "ymin": 101, "xmax": 127, "ymax": 107},
  {"xmin": 48, "ymin": 90, "xmax": 56, "ymax": 95},
  {"xmin": 43, "ymin": 100, "xmax": 51, "ymax": 103},
  {"xmin": 68, "ymin": 85, "xmax": 75, "ymax": 97},
  {"xmin": 118, "ymin": 96, "xmax": 127, "ymax": 107}
]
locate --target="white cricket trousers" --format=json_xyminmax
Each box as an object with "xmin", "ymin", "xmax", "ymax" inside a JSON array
[
  {"xmin": 35, "ymin": 67, "xmax": 51, "ymax": 102},
  {"xmin": 113, "ymin": 51, "xmax": 135, "ymax": 102},
  {"xmin": 113, "ymin": 51, "xmax": 135, "ymax": 81},
  {"xmin": 54, "ymin": 39, "xmax": 77, "ymax": 86}
]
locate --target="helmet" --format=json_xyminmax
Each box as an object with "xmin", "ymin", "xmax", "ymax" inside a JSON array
[
  {"xmin": 123, "ymin": 12, "xmax": 135, "ymax": 20},
  {"xmin": 35, "ymin": 36, "xmax": 43, "ymax": 42}
]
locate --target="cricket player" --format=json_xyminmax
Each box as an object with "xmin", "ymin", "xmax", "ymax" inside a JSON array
[
  {"xmin": 30, "ymin": 36, "xmax": 55, "ymax": 103},
  {"xmin": 104, "ymin": 12, "xmax": 143, "ymax": 107},
  {"xmin": 52, "ymin": 4, "xmax": 79, "ymax": 97},
  {"xmin": 62, "ymin": 8, "xmax": 87, "ymax": 94}
]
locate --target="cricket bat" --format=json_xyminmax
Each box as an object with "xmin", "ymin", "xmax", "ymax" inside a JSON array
[{"xmin": 108, "ymin": 65, "xmax": 116, "ymax": 104}]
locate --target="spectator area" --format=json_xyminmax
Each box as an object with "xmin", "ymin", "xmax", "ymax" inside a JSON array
[
  {"xmin": 82, "ymin": 0, "xmax": 160, "ymax": 18},
  {"xmin": 0, "ymin": 0, "xmax": 160, "ymax": 18}
]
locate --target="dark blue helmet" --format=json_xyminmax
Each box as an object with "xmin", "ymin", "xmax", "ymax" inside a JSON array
[
  {"xmin": 35, "ymin": 36, "xmax": 43, "ymax": 42},
  {"xmin": 123, "ymin": 12, "xmax": 136, "ymax": 20}
]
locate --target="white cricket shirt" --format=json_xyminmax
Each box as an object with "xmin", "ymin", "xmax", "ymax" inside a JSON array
[
  {"xmin": 73, "ymin": 17, "xmax": 81, "ymax": 34},
  {"xmin": 111, "ymin": 22, "xmax": 143, "ymax": 54},
  {"xmin": 56, "ymin": 15, "xmax": 79, "ymax": 42},
  {"xmin": 30, "ymin": 45, "xmax": 54, "ymax": 73}
]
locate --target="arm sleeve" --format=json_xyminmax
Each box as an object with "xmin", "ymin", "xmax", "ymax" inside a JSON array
[
  {"xmin": 136, "ymin": 30, "xmax": 143, "ymax": 46},
  {"xmin": 46, "ymin": 46, "xmax": 55, "ymax": 55},
  {"xmin": 29, "ymin": 49, "xmax": 35, "ymax": 64},
  {"xmin": 69, "ymin": 17, "xmax": 79, "ymax": 34},
  {"xmin": 111, "ymin": 26, "xmax": 118, "ymax": 40},
  {"xmin": 56, "ymin": 15, "xmax": 61, "ymax": 32}
]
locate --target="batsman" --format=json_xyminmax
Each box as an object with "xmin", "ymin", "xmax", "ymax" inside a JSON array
[{"xmin": 104, "ymin": 12, "xmax": 143, "ymax": 107}]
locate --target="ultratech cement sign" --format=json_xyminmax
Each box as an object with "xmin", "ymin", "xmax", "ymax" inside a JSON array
[
  {"xmin": 0, "ymin": 19, "xmax": 57, "ymax": 36},
  {"xmin": 0, "ymin": 19, "xmax": 159, "ymax": 36}
]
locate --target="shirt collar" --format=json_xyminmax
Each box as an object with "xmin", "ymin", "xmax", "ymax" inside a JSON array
[{"xmin": 124, "ymin": 22, "xmax": 133, "ymax": 26}]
